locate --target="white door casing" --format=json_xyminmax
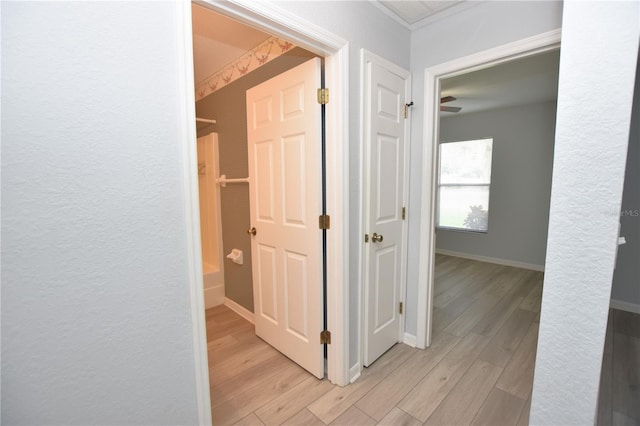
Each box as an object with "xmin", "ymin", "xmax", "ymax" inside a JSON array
[
  {"xmin": 246, "ymin": 57, "xmax": 324, "ymax": 379},
  {"xmin": 179, "ymin": 3, "xmax": 349, "ymax": 421},
  {"xmin": 416, "ymin": 30, "xmax": 562, "ymax": 350},
  {"xmin": 362, "ymin": 51, "xmax": 411, "ymax": 367}
]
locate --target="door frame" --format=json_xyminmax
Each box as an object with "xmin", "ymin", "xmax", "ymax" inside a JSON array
[
  {"xmin": 359, "ymin": 49, "xmax": 411, "ymax": 373},
  {"xmin": 176, "ymin": 1, "xmax": 350, "ymax": 423},
  {"xmin": 415, "ymin": 29, "xmax": 561, "ymax": 350}
]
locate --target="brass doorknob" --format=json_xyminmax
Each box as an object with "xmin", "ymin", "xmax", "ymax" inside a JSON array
[
  {"xmin": 247, "ymin": 227, "xmax": 257, "ymax": 236},
  {"xmin": 372, "ymin": 233, "xmax": 383, "ymax": 243}
]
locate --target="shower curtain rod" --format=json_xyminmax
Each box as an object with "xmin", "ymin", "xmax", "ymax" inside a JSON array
[{"xmin": 196, "ymin": 117, "xmax": 216, "ymax": 124}]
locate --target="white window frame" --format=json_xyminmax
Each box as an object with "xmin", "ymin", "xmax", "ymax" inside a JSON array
[{"xmin": 436, "ymin": 138, "xmax": 493, "ymax": 233}]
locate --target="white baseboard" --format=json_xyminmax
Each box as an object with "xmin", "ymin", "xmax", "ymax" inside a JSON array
[
  {"xmin": 224, "ymin": 297, "xmax": 255, "ymax": 324},
  {"xmin": 204, "ymin": 285, "xmax": 225, "ymax": 309},
  {"xmin": 403, "ymin": 333, "xmax": 417, "ymax": 348},
  {"xmin": 435, "ymin": 248, "xmax": 545, "ymax": 272},
  {"xmin": 349, "ymin": 363, "xmax": 362, "ymax": 383},
  {"xmin": 610, "ymin": 298, "xmax": 640, "ymax": 314}
]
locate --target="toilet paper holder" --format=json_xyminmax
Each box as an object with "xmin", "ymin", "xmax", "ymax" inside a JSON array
[{"xmin": 226, "ymin": 249, "xmax": 243, "ymax": 265}]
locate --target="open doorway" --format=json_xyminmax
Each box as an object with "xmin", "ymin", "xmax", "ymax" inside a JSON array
[
  {"xmin": 192, "ymin": 0, "xmax": 322, "ymax": 402},
  {"xmin": 192, "ymin": 4, "xmax": 346, "ymax": 422},
  {"xmin": 430, "ymin": 49, "xmax": 559, "ymax": 341},
  {"xmin": 413, "ymin": 47, "xmax": 561, "ymax": 423},
  {"xmin": 192, "ymin": 2, "xmax": 320, "ymax": 316},
  {"xmin": 415, "ymin": 31, "xmax": 561, "ymax": 351},
  {"xmin": 180, "ymin": 3, "xmax": 350, "ymax": 422}
]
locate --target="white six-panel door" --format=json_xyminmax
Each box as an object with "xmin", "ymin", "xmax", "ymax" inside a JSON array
[
  {"xmin": 246, "ymin": 58, "xmax": 324, "ymax": 379},
  {"xmin": 363, "ymin": 52, "xmax": 410, "ymax": 367}
]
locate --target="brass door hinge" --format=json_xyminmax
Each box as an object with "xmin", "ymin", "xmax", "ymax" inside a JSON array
[
  {"xmin": 399, "ymin": 302, "xmax": 403, "ymax": 315},
  {"xmin": 317, "ymin": 88, "xmax": 329, "ymax": 105},
  {"xmin": 402, "ymin": 206, "xmax": 406, "ymax": 220},
  {"xmin": 320, "ymin": 330, "xmax": 331, "ymax": 344},
  {"xmin": 319, "ymin": 215, "xmax": 331, "ymax": 230}
]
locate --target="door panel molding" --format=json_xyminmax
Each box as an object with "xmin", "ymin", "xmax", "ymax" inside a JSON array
[{"xmin": 247, "ymin": 58, "xmax": 323, "ymax": 379}]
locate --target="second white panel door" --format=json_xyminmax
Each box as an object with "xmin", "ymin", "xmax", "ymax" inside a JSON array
[{"xmin": 363, "ymin": 52, "xmax": 410, "ymax": 367}]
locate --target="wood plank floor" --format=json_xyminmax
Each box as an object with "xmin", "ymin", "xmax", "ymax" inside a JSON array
[
  {"xmin": 206, "ymin": 254, "xmax": 635, "ymax": 425},
  {"xmin": 597, "ymin": 308, "xmax": 640, "ymax": 426},
  {"xmin": 207, "ymin": 255, "xmax": 541, "ymax": 425}
]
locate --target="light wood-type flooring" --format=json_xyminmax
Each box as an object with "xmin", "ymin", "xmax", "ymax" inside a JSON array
[
  {"xmin": 206, "ymin": 254, "xmax": 635, "ymax": 425},
  {"xmin": 597, "ymin": 308, "xmax": 640, "ymax": 425}
]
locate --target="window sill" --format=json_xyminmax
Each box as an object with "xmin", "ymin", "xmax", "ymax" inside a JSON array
[{"xmin": 436, "ymin": 226, "xmax": 488, "ymax": 234}]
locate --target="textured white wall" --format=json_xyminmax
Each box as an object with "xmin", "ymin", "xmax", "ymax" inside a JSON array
[
  {"xmin": 530, "ymin": 2, "xmax": 640, "ymax": 424},
  {"xmin": 1, "ymin": 2, "xmax": 200, "ymax": 424},
  {"xmin": 405, "ymin": 1, "xmax": 563, "ymax": 335},
  {"xmin": 274, "ymin": 0, "xmax": 411, "ymax": 369}
]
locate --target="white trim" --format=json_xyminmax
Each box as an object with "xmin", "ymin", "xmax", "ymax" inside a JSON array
[
  {"xmin": 188, "ymin": 0, "xmax": 350, "ymax": 387},
  {"xmin": 325, "ymin": 45, "xmax": 351, "ymax": 387},
  {"xmin": 359, "ymin": 49, "xmax": 411, "ymax": 370},
  {"xmin": 367, "ymin": 0, "xmax": 414, "ymax": 30},
  {"xmin": 400, "ymin": 63, "xmax": 411, "ymax": 358},
  {"xmin": 416, "ymin": 29, "xmax": 562, "ymax": 350},
  {"xmin": 224, "ymin": 297, "xmax": 255, "ymax": 324},
  {"xmin": 197, "ymin": 0, "xmax": 344, "ymax": 56},
  {"xmin": 356, "ymin": 48, "xmax": 366, "ymax": 382},
  {"xmin": 176, "ymin": 1, "xmax": 212, "ymax": 424},
  {"xmin": 435, "ymin": 249, "xmax": 545, "ymax": 272},
  {"xmin": 610, "ymin": 299, "xmax": 640, "ymax": 314},
  {"xmin": 424, "ymin": 29, "xmax": 562, "ymax": 79},
  {"xmin": 403, "ymin": 333, "xmax": 417, "ymax": 348},
  {"xmin": 349, "ymin": 363, "xmax": 362, "ymax": 384}
]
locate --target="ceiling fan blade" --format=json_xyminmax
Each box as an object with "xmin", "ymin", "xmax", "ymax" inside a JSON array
[
  {"xmin": 440, "ymin": 96, "xmax": 457, "ymax": 104},
  {"xmin": 440, "ymin": 106, "xmax": 462, "ymax": 113}
]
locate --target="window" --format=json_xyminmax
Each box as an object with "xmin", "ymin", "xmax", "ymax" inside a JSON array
[{"xmin": 437, "ymin": 138, "xmax": 493, "ymax": 232}]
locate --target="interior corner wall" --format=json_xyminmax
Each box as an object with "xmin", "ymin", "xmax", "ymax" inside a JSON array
[
  {"xmin": 1, "ymin": 2, "xmax": 200, "ymax": 424},
  {"xmin": 404, "ymin": 0, "xmax": 563, "ymax": 336},
  {"xmin": 195, "ymin": 47, "xmax": 318, "ymax": 313},
  {"xmin": 611, "ymin": 53, "xmax": 640, "ymax": 311},
  {"xmin": 436, "ymin": 101, "xmax": 557, "ymax": 269},
  {"xmin": 274, "ymin": 0, "xmax": 411, "ymax": 371}
]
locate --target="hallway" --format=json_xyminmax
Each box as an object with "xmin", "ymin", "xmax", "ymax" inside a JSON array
[{"xmin": 208, "ymin": 255, "xmax": 543, "ymax": 425}]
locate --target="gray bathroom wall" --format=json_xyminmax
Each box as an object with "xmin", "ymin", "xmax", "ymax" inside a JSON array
[{"xmin": 196, "ymin": 47, "xmax": 318, "ymax": 312}]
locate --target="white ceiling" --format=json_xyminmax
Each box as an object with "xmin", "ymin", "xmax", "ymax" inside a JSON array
[
  {"xmin": 191, "ymin": 4, "xmax": 271, "ymax": 85},
  {"xmin": 440, "ymin": 49, "xmax": 561, "ymax": 116},
  {"xmin": 373, "ymin": 0, "xmax": 477, "ymax": 28}
]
